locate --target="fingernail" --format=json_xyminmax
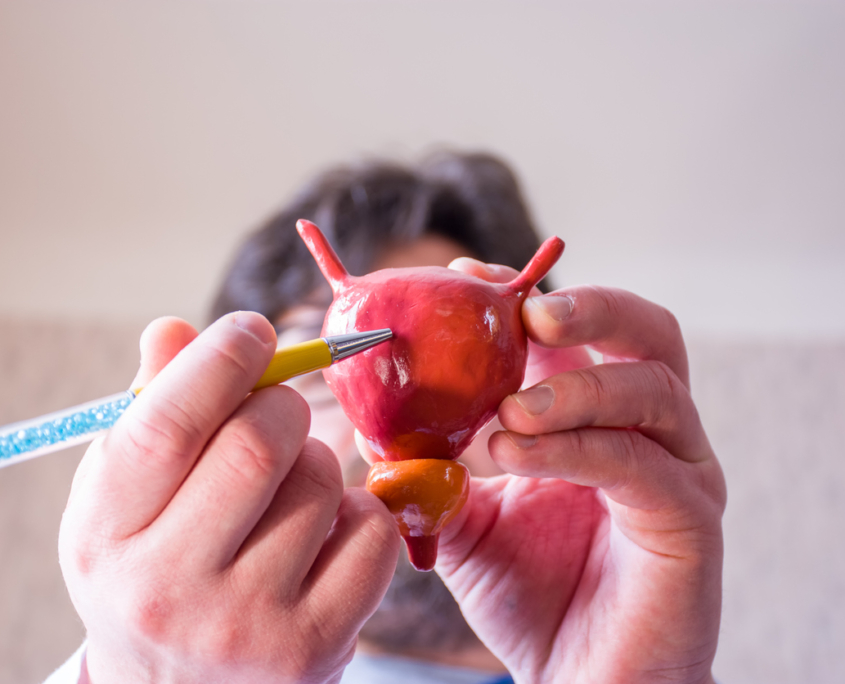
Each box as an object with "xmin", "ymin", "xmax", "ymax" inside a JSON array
[
  {"xmin": 526, "ymin": 294, "xmax": 573, "ymax": 322},
  {"xmin": 507, "ymin": 432, "xmax": 538, "ymax": 449},
  {"xmin": 513, "ymin": 385, "xmax": 555, "ymax": 415},
  {"xmin": 233, "ymin": 311, "xmax": 276, "ymax": 347}
]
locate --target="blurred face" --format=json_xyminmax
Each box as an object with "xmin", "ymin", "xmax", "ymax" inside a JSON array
[{"xmin": 276, "ymin": 233, "xmax": 506, "ymax": 485}]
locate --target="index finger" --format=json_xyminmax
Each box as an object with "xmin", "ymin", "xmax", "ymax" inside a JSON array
[
  {"xmin": 523, "ymin": 286, "xmax": 690, "ymax": 388},
  {"xmin": 82, "ymin": 312, "xmax": 278, "ymax": 539}
]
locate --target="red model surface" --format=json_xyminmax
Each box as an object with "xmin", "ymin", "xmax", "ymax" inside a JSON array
[{"xmin": 297, "ymin": 219, "xmax": 564, "ymax": 569}]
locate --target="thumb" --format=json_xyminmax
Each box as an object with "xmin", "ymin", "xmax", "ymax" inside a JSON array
[{"xmin": 130, "ymin": 316, "xmax": 199, "ymax": 390}]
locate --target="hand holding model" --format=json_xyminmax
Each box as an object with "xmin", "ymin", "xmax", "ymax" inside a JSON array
[{"xmin": 433, "ymin": 260, "xmax": 726, "ymax": 684}]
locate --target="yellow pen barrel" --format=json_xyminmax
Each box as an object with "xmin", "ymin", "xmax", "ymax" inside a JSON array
[{"xmin": 253, "ymin": 338, "xmax": 333, "ymax": 390}]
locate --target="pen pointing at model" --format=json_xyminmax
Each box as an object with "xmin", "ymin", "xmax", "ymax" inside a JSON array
[{"xmin": 0, "ymin": 328, "xmax": 392, "ymax": 467}]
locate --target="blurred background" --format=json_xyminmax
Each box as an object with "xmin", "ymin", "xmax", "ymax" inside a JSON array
[{"xmin": 0, "ymin": 1, "xmax": 843, "ymax": 682}]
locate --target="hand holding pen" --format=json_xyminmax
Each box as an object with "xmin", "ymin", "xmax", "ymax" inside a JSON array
[{"xmin": 58, "ymin": 313, "xmax": 401, "ymax": 683}]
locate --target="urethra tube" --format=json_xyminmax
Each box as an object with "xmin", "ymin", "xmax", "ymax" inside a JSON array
[{"xmin": 0, "ymin": 328, "xmax": 391, "ymax": 469}]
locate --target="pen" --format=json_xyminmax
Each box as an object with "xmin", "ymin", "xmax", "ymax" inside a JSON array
[{"xmin": 0, "ymin": 328, "xmax": 392, "ymax": 468}]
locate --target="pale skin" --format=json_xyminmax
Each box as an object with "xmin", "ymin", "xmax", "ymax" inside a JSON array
[
  {"xmin": 436, "ymin": 261, "xmax": 726, "ymax": 684},
  {"xmin": 58, "ymin": 238, "xmax": 725, "ymax": 683},
  {"xmin": 59, "ymin": 313, "xmax": 400, "ymax": 684}
]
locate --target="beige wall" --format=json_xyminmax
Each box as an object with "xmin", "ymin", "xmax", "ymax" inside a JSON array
[{"xmin": 1, "ymin": 1, "xmax": 843, "ymax": 335}]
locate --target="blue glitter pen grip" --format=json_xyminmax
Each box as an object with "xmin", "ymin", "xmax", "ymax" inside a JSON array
[{"xmin": 0, "ymin": 391, "xmax": 136, "ymax": 468}]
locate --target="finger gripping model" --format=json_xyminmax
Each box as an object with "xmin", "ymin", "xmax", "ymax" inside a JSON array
[{"xmin": 297, "ymin": 219, "xmax": 564, "ymax": 569}]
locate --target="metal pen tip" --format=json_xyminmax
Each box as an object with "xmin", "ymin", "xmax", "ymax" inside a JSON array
[{"xmin": 324, "ymin": 328, "xmax": 393, "ymax": 362}]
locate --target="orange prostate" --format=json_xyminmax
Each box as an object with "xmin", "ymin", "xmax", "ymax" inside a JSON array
[{"xmin": 366, "ymin": 459, "xmax": 470, "ymax": 538}]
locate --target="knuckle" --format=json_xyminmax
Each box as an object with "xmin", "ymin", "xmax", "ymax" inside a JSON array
[
  {"xmin": 349, "ymin": 489, "xmax": 401, "ymax": 550},
  {"xmin": 291, "ymin": 614, "xmax": 355, "ymax": 676},
  {"xmin": 608, "ymin": 428, "xmax": 665, "ymax": 492},
  {"xmin": 205, "ymin": 335, "xmax": 256, "ymax": 383},
  {"xmin": 564, "ymin": 429, "xmax": 590, "ymax": 478},
  {"xmin": 120, "ymin": 401, "xmax": 203, "ymax": 471},
  {"xmin": 124, "ymin": 580, "xmax": 261, "ymax": 662},
  {"xmin": 123, "ymin": 582, "xmax": 176, "ymax": 643},
  {"xmin": 282, "ymin": 642, "xmax": 333, "ymax": 682},
  {"xmin": 658, "ymin": 304, "xmax": 683, "ymax": 343},
  {"xmin": 592, "ymin": 286, "xmax": 627, "ymax": 323},
  {"xmin": 646, "ymin": 359, "xmax": 677, "ymax": 389},
  {"xmin": 569, "ymin": 428, "xmax": 588, "ymax": 458},
  {"xmin": 694, "ymin": 458, "xmax": 728, "ymax": 513},
  {"xmin": 59, "ymin": 528, "xmax": 101, "ymax": 579},
  {"xmin": 613, "ymin": 429, "xmax": 642, "ymax": 488},
  {"xmin": 214, "ymin": 422, "xmax": 281, "ymax": 485},
  {"xmin": 289, "ymin": 439, "xmax": 344, "ymax": 504},
  {"xmin": 59, "ymin": 510, "xmax": 127, "ymax": 579},
  {"xmin": 194, "ymin": 619, "xmax": 254, "ymax": 664},
  {"xmin": 573, "ymin": 367, "xmax": 609, "ymax": 409},
  {"xmin": 641, "ymin": 360, "xmax": 684, "ymax": 415}
]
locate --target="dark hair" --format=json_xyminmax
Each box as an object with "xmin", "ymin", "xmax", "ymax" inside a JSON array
[{"xmin": 210, "ymin": 151, "xmax": 550, "ymax": 325}]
